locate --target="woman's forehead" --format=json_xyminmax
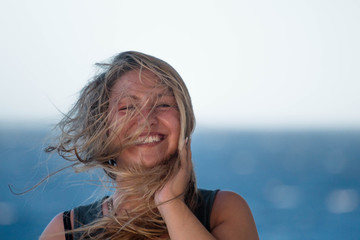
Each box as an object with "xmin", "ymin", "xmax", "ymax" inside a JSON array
[{"xmin": 111, "ymin": 70, "xmax": 172, "ymax": 99}]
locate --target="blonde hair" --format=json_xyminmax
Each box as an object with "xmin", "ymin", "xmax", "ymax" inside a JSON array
[{"xmin": 45, "ymin": 51, "xmax": 197, "ymax": 239}]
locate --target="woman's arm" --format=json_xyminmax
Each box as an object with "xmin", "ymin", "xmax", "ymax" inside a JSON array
[
  {"xmin": 155, "ymin": 139, "xmax": 259, "ymax": 240},
  {"xmin": 157, "ymin": 190, "xmax": 259, "ymax": 240},
  {"xmin": 157, "ymin": 197, "xmax": 216, "ymax": 240}
]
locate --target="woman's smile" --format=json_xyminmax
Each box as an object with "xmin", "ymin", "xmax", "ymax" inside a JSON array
[{"xmin": 134, "ymin": 133, "xmax": 165, "ymax": 145}]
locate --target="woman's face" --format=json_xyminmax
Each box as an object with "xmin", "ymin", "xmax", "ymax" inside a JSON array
[{"xmin": 109, "ymin": 70, "xmax": 180, "ymax": 167}]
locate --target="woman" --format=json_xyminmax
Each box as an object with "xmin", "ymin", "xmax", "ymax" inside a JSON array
[{"xmin": 40, "ymin": 51, "xmax": 259, "ymax": 240}]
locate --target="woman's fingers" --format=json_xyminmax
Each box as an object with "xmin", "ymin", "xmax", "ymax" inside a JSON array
[
  {"xmin": 156, "ymin": 137, "xmax": 192, "ymax": 202},
  {"xmin": 185, "ymin": 138, "xmax": 192, "ymax": 170},
  {"xmin": 179, "ymin": 137, "xmax": 191, "ymax": 170}
]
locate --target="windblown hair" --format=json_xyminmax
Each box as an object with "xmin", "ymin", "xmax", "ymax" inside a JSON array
[{"xmin": 45, "ymin": 51, "xmax": 197, "ymax": 239}]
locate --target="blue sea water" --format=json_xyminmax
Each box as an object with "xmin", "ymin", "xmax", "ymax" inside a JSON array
[{"xmin": 0, "ymin": 127, "xmax": 359, "ymax": 239}]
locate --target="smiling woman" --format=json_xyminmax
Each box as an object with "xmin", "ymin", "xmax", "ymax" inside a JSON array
[{"xmin": 39, "ymin": 51, "xmax": 259, "ymax": 240}]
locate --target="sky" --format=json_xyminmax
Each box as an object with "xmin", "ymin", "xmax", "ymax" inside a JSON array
[{"xmin": 1, "ymin": 0, "xmax": 359, "ymax": 129}]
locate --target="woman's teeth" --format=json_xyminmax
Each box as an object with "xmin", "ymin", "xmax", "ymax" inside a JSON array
[{"xmin": 136, "ymin": 135, "xmax": 161, "ymax": 144}]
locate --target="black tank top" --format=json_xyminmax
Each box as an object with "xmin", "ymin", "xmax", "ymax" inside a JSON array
[{"xmin": 63, "ymin": 189, "xmax": 219, "ymax": 240}]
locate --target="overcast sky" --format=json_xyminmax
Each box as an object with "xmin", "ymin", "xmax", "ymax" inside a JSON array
[{"xmin": 1, "ymin": 0, "xmax": 359, "ymax": 129}]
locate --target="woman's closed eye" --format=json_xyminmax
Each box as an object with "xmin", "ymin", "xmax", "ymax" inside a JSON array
[
  {"xmin": 118, "ymin": 105, "xmax": 135, "ymax": 111},
  {"xmin": 157, "ymin": 103, "xmax": 171, "ymax": 108},
  {"xmin": 155, "ymin": 102, "xmax": 177, "ymax": 111}
]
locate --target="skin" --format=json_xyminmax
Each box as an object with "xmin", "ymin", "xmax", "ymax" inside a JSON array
[{"xmin": 40, "ymin": 70, "xmax": 259, "ymax": 240}]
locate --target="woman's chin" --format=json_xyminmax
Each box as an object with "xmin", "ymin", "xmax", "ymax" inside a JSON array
[
  {"xmin": 140, "ymin": 159, "xmax": 161, "ymax": 168},
  {"xmin": 140, "ymin": 152, "xmax": 178, "ymax": 168},
  {"xmin": 117, "ymin": 149, "xmax": 178, "ymax": 168}
]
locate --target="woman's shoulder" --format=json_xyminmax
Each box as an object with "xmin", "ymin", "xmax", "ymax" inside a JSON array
[
  {"xmin": 40, "ymin": 198, "xmax": 105, "ymax": 240},
  {"xmin": 211, "ymin": 190, "xmax": 251, "ymax": 217},
  {"xmin": 40, "ymin": 211, "xmax": 71, "ymax": 240},
  {"xmin": 212, "ymin": 190, "xmax": 249, "ymax": 210},
  {"xmin": 210, "ymin": 190, "xmax": 259, "ymax": 239}
]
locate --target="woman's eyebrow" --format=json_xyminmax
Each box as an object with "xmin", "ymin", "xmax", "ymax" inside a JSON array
[
  {"xmin": 120, "ymin": 93, "xmax": 173, "ymax": 101},
  {"xmin": 122, "ymin": 95, "xmax": 140, "ymax": 100},
  {"xmin": 157, "ymin": 93, "xmax": 173, "ymax": 98}
]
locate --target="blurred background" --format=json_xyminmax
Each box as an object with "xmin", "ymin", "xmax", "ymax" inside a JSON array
[{"xmin": 1, "ymin": 0, "xmax": 359, "ymax": 239}]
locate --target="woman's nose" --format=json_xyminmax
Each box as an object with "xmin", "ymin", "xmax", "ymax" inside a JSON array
[{"xmin": 138, "ymin": 107, "xmax": 158, "ymax": 125}]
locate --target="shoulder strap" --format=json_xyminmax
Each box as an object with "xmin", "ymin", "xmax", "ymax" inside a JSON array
[
  {"xmin": 63, "ymin": 210, "xmax": 74, "ymax": 240},
  {"xmin": 73, "ymin": 198, "xmax": 105, "ymax": 229},
  {"xmin": 72, "ymin": 197, "xmax": 107, "ymax": 239},
  {"xmin": 194, "ymin": 189, "xmax": 219, "ymax": 231}
]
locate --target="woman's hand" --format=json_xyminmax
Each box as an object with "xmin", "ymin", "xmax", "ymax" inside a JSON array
[
  {"xmin": 155, "ymin": 137, "xmax": 192, "ymax": 204},
  {"xmin": 153, "ymin": 138, "xmax": 259, "ymax": 240}
]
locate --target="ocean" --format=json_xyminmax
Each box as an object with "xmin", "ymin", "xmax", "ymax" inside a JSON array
[{"xmin": 0, "ymin": 127, "xmax": 359, "ymax": 239}]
